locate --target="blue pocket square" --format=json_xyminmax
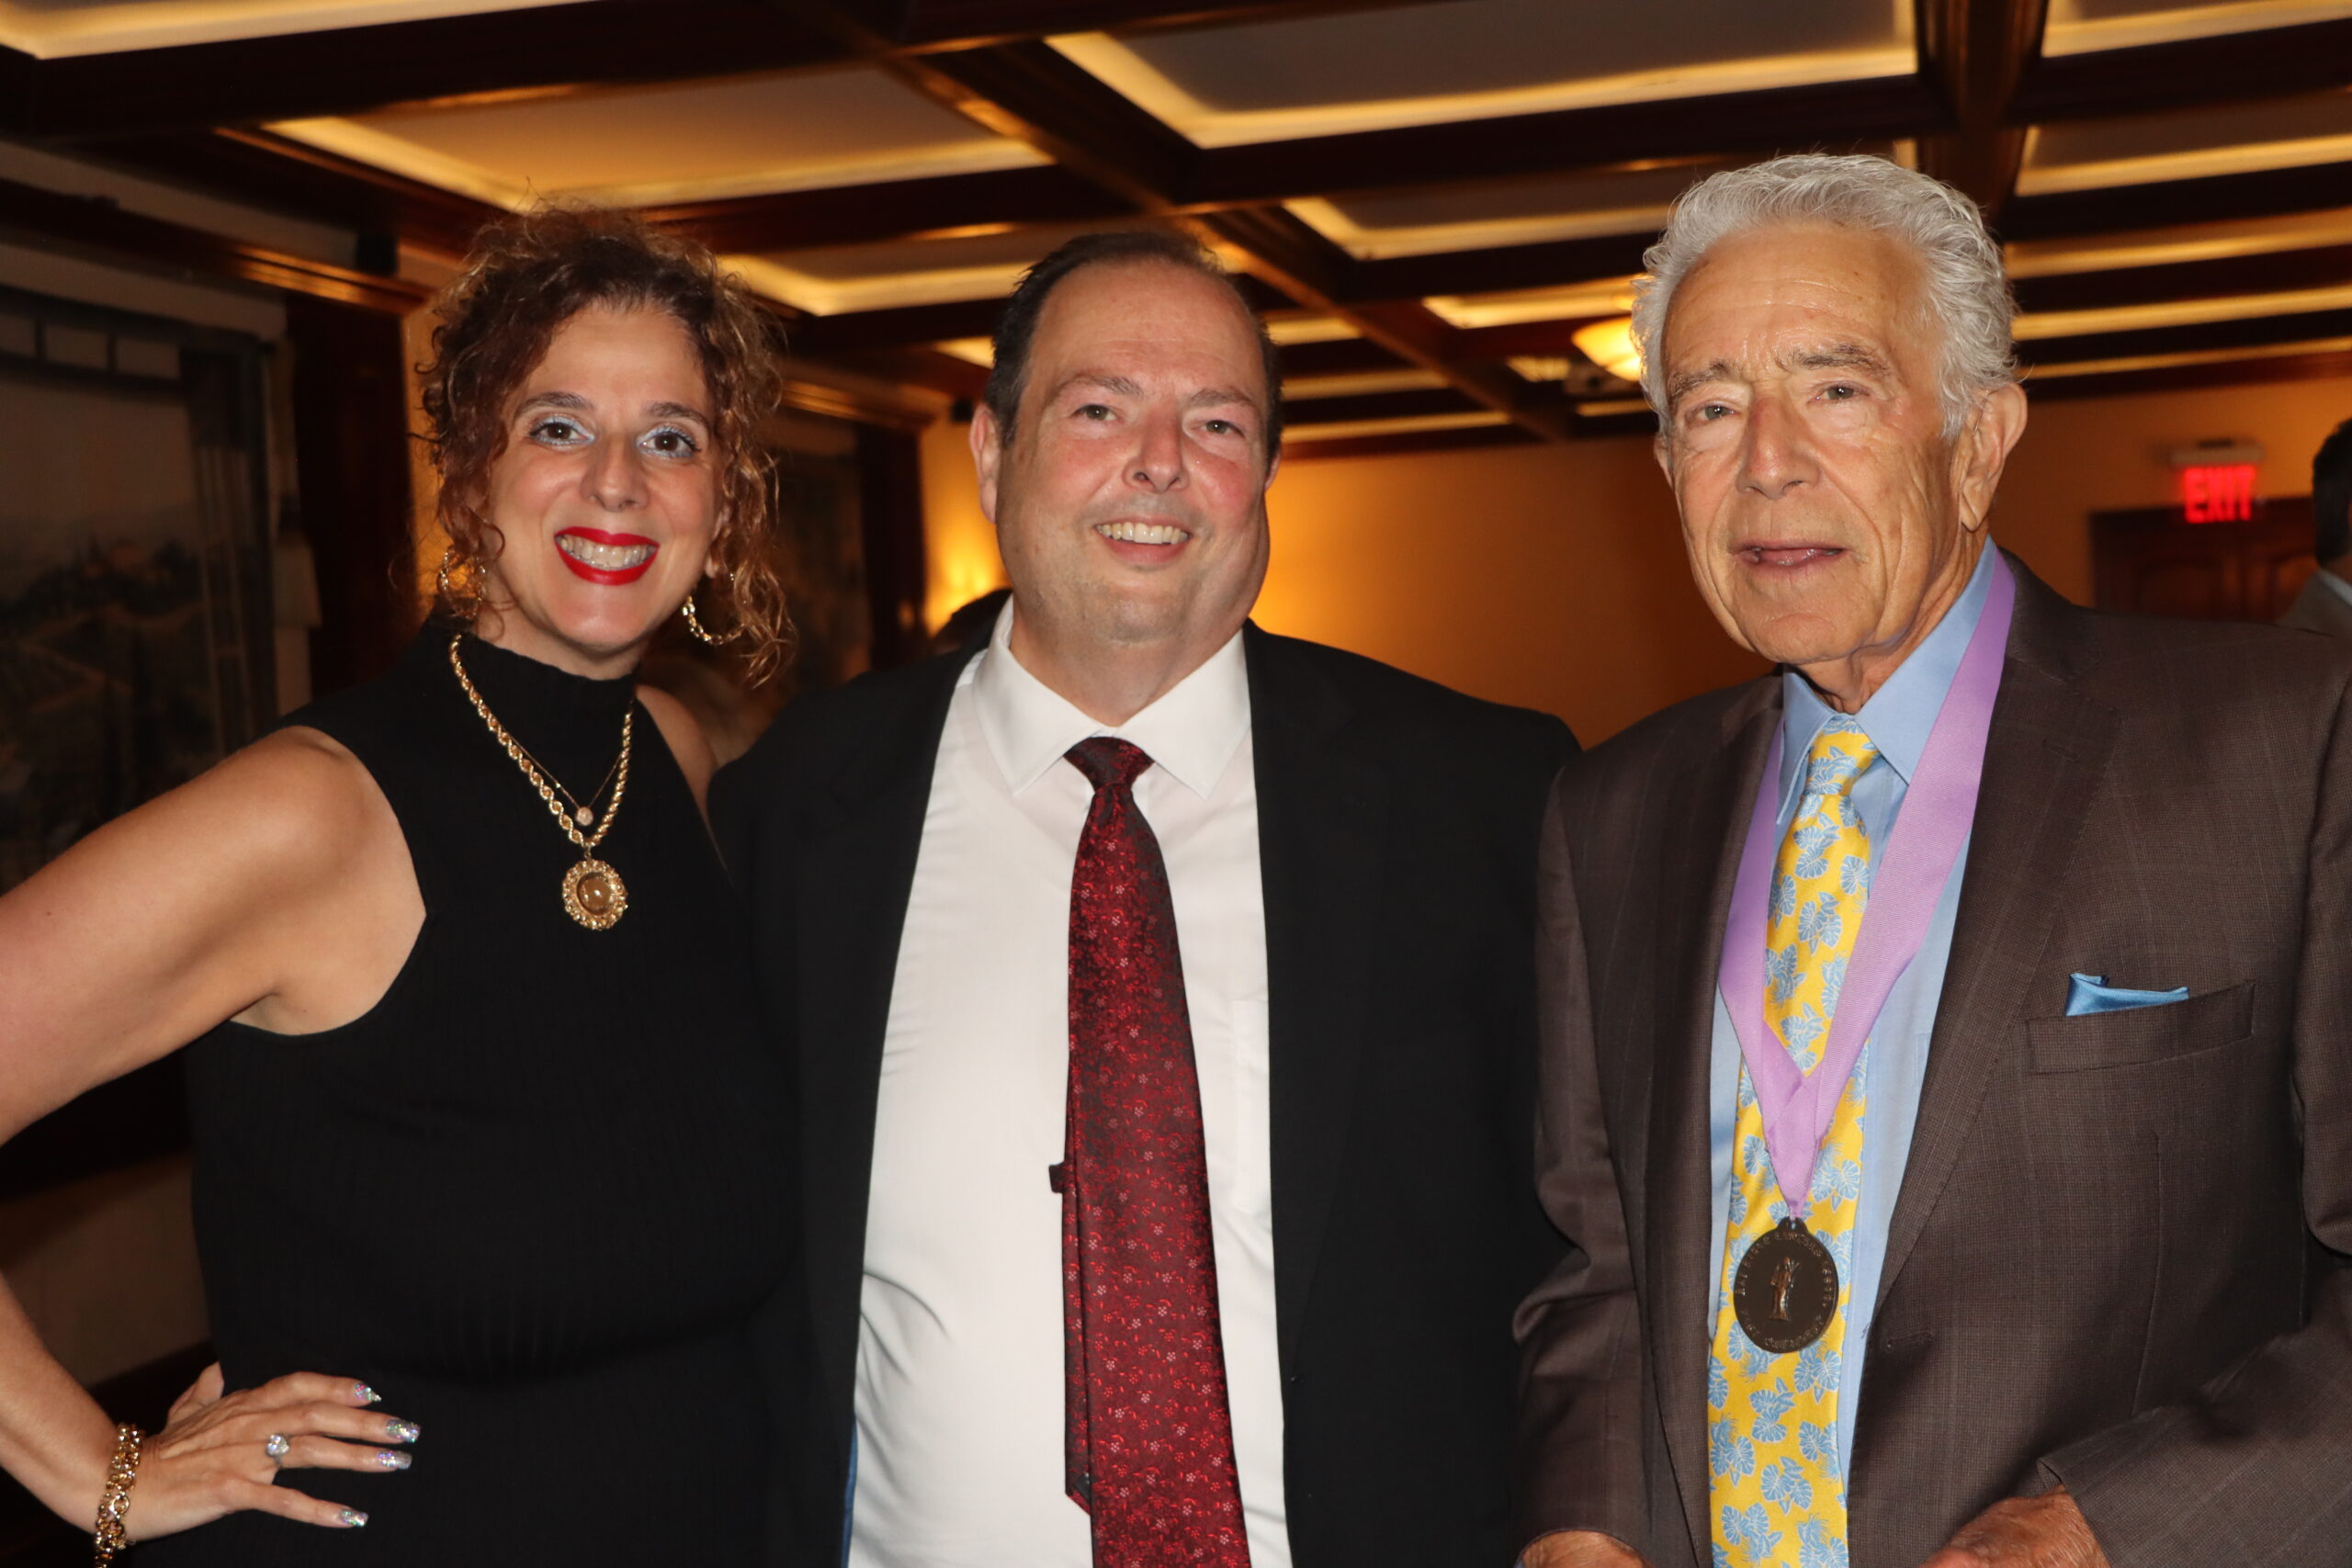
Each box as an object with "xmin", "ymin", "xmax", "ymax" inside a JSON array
[{"xmin": 2066, "ymin": 973, "xmax": 2192, "ymax": 1016}]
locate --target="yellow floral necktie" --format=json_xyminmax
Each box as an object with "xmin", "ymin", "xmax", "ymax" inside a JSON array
[{"xmin": 1709, "ymin": 717, "xmax": 1878, "ymax": 1568}]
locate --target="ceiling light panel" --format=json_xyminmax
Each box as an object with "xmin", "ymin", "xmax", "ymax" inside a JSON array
[
  {"xmin": 2007, "ymin": 206, "xmax": 2352, "ymax": 276},
  {"xmin": 0, "ymin": 0, "xmax": 588, "ymax": 58},
  {"xmin": 1051, "ymin": 0, "xmax": 1912, "ymax": 148},
  {"xmin": 2041, "ymin": 0, "xmax": 2352, "ymax": 56},
  {"xmin": 2017, "ymin": 87, "xmax": 2352, "ymax": 195},
  {"xmin": 1423, "ymin": 279, "xmax": 1642, "ymax": 330},
  {"xmin": 1289, "ymin": 148, "xmax": 1898, "ymax": 260},
  {"xmin": 267, "ymin": 64, "xmax": 1045, "ymax": 210},
  {"xmin": 2025, "ymin": 334, "xmax": 2352, "ymax": 378},
  {"xmin": 2014, "ymin": 279, "xmax": 2352, "ymax": 338}
]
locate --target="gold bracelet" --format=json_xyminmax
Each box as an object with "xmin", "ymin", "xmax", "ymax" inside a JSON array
[{"xmin": 92, "ymin": 1423, "xmax": 141, "ymax": 1565}]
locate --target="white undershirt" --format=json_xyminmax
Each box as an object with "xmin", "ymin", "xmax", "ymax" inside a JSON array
[{"xmin": 849, "ymin": 605, "xmax": 1287, "ymax": 1568}]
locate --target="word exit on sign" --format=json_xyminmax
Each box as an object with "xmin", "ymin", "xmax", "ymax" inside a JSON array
[{"xmin": 2180, "ymin": 463, "xmax": 2259, "ymax": 524}]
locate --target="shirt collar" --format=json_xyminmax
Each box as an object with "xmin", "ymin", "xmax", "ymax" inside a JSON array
[
  {"xmin": 1777, "ymin": 544, "xmax": 1998, "ymax": 811},
  {"xmin": 2322, "ymin": 568, "xmax": 2352, "ymax": 611},
  {"xmin": 971, "ymin": 598, "xmax": 1251, "ymax": 800}
]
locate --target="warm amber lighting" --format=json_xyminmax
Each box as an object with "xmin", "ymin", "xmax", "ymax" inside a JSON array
[{"xmin": 1572, "ymin": 317, "xmax": 1644, "ymax": 383}]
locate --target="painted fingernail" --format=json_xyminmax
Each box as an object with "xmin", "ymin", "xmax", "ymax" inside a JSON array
[
  {"xmin": 375, "ymin": 1450, "xmax": 411, "ymax": 1471},
  {"xmin": 338, "ymin": 1509, "xmax": 368, "ymax": 1528},
  {"xmin": 384, "ymin": 1419, "xmax": 420, "ymax": 1443},
  {"xmin": 353, "ymin": 1383, "xmax": 380, "ymax": 1404}
]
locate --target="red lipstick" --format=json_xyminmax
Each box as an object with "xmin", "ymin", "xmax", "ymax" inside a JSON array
[{"xmin": 555, "ymin": 526, "xmax": 658, "ymax": 585}]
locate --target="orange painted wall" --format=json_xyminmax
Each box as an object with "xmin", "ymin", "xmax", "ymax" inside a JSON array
[{"xmin": 918, "ymin": 374, "xmax": 2352, "ymax": 745}]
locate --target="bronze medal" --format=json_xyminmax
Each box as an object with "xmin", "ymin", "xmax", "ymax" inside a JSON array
[
  {"xmin": 561, "ymin": 857, "xmax": 628, "ymax": 931},
  {"xmin": 1733, "ymin": 1216, "xmax": 1839, "ymax": 1354}
]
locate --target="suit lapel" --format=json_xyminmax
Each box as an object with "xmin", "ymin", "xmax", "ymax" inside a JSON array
[
  {"xmin": 1247, "ymin": 627, "xmax": 1391, "ymax": 1368},
  {"xmin": 797, "ymin": 650, "xmax": 973, "ymax": 1446},
  {"xmin": 1650, "ymin": 681, "xmax": 1780, "ymax": 1562},
  {"xmin": 1874, "ymin": 562, "xmax": 2118, "ymax": 1303}
]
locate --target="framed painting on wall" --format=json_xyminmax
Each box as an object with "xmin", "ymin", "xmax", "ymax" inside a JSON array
[{"xmin": 0, "ymin": 285, "xmax": 276, "ymax": 1199}]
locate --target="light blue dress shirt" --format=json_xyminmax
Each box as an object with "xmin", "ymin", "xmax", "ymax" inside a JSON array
[{"xmin": 1705, "ymin": 545, "xmax": 1997, "ymax": 1485}]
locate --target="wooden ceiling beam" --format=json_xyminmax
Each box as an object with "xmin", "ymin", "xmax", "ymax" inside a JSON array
[
  {"xmin": 1188, "ymin": 75, "xmax": 1951, "ymax": 207},
  {"xmin": 2019, "ymin": 304, "xmax": 2352, "ymax": 366},
  {"xmin": 821, "ymin": 344, "xmax": 993, "ymax": 401},
  {"xmin": 781, "ymin": 3, "xmax": 1580, "ymax": 442},
  {"xmin": 1449, "ymin": 317, "xmax": 1624, "ymax": 361},
  {"xmin": 1283, "ymin": 386, "xmax": 1479, "ymax": 424},
  {"xmin": 641, "ymin": 164, "xmax": 1130, "ymax": 254},
  {"xmin": 2002, "ymin": 160, "xmax": 2352, "ymax": 241},
  {"xmin": 1275, "ymin": 336, "xmax": 1409, "ymax": 376},
  {"xmin": 2013, "ymin": 243, "xmax": 2352, "ymax": 314},
  {"xmin": 1282, "ymin": 423, "xmax": 1540, "ymax": 462},
  {"xmin": 790, "ymin": 297, "xmax": 1008, "ymax": 352},
  {"xmin": 880, "ymin": 0, "xmax": 1441, "ymax": 49},
  {"xmin": 2025, "ymin": 344, "xmax": 2352, "ymax": 402},
  {"xmin": 1198, "ymin": 208, "xmax": 1582, "ymax": 439},
  {"xmin": 1, "ymin": 1, "xmax": 845, "ymax": 141},
  {"xmin": 2012, "ymin": 16, "xmax": 2352, "ymax": 125},
  {"xmin": 0, "ymin": 174, "xmax": 430, "ymax": 313},
  {"xmin": 1342, "ymin": 230, "xmax": 1653, "ymax": 306},
  {"xmin": 1913, "ymin": 0, "xmax": 2048, "ymax": 220},
  {"xmin": 85, "ymin": 128, "xmax": 503, "ymax": 260}
]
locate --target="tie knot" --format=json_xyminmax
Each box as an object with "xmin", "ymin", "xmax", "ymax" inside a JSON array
[
  {"xmin": 1802, "ymin": 717, "xmax": 1879, "ymax": 798},
  {"xmin": 1067, "ymin": 737, "xmax": 1155, "ymax": 792}
]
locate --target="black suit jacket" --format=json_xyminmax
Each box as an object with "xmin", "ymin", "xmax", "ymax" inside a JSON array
[
  {"xmin": 714, "ymin": 622, "xmax": 1574, "ymax": 1566},
  {"xmin": 1517, "ymin": 556, "xmax": 2352, "ymax": 1566}
]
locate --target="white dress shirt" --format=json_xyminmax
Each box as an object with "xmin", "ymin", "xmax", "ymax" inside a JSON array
[{"xmin": 850, "ymin": 605, "xmax": 1288, "ymax": 1568}]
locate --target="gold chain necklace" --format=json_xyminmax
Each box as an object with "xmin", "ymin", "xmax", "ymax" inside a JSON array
[
  {"xmin": 512, "ymin": 734, "xmax": 622, "ymax": 829},
  {"xmin": 447, "ymin": 634, "xmax": 633, "ymax": 931}
]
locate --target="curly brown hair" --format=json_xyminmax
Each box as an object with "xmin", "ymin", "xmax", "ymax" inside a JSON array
[{"xmin": 421, "ymin": 205, "xmax": 793, "ymax": 679}]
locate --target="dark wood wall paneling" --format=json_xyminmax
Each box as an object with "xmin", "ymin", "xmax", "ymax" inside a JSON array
[
  {"xmin": 285, "ymin": 295, "xmax": 419, "ymax": 693},
  {"xmin": 854, "ymin": 424, "xmax": 932, "ymax": 669}
]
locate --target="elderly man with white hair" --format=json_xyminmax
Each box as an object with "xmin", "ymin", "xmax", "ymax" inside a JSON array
[{"xmin": 1513, "ymin": 152, "xmax": 2352, "ymax": 1568}]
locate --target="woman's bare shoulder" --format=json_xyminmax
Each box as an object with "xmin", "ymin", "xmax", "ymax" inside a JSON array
[{"xmin": 166, "ymin": 727, "xmax": 395, "ymax": 877}]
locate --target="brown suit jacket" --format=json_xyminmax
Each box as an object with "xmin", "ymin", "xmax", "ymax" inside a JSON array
[
  {"xmin": 1516, "ymin": 554, "xmax": 2352, "ymax": 1568},
  {"xmin": 2279, "ymin": 572, "xmax": 2352, "ymax": 638}
]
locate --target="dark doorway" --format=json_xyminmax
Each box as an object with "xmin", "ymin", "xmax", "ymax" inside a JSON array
[{"xmin": 2091, "ymin": 495, "xmax": 2316, "ymax": 621}]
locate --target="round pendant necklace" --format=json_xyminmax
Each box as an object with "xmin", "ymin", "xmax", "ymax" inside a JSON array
[{"xmin": 447, "ymin": 634, "xmax": 633, "ymax": 931}]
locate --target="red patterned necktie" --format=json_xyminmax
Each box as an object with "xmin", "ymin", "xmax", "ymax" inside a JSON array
[{"xmin": 1052, "ymin": 738, "xmax": 1252, "ymax": 1568}]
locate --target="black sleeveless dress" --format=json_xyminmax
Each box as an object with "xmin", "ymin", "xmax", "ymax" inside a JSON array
[{"xmin": 148, "ymin": 628, "xmax": 793, "ymax": 1565}]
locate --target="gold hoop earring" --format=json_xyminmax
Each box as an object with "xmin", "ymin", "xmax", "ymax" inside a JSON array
[
  {"xmin": 681, "ymin": 592, "xmax": 741, "ymax": 645},
  {"xmin": 436, "ymin": 544, "xmax": 483, "ymax": 620}
]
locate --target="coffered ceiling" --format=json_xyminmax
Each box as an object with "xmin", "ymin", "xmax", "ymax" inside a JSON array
[{"xmin": 5, "ymin": 0, "xmax": 2350, "ymax": 455}]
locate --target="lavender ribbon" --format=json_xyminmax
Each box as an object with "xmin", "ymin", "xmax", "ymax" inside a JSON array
[{"xmin": 1720, "ymin": 552, "xmax": 2017, "ymax": 1222}]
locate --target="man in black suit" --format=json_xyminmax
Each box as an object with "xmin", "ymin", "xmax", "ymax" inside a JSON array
[{"xmin": 712, "ymin": 231, "xmax": 1571, "ymax": 1568}]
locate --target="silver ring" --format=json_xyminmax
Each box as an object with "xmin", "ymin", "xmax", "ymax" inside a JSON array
[{"xmin": 265, "ymin": 1432, "xmax": 291, "ymax": 1461}]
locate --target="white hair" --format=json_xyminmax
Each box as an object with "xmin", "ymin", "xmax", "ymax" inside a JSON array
[{"xmin": 1633, "ymin": 152, "xmax": 2018, "ymax": 437}]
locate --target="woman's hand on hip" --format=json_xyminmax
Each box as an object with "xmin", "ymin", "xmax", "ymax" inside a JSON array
[{"xmin": 121, "ymin": 1366, "xmax": 416, "ymax": 1537}]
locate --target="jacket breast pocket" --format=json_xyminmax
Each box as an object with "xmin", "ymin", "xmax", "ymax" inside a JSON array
[{"xmin": 2025, "ymin": 980, "xmax": 2256, "ymax": 1075}]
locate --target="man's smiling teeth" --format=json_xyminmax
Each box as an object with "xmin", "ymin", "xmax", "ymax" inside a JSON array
[
  {"xmin": 1095, "ymin": 521, "xmax": 1190, "ymax": 545},
  {"xmin": 558, "ymin": 536, "xmax": 655, "ymax": 570}
]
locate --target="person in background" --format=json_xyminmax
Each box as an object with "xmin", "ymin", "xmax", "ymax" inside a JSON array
[
  {"xmin": 1516, "ymin": 153, "xmax": 2352, "ymax": 1568},
  {"xmin": 0, "ymin": 208, "xmax": 796, "ymax": 1564},
  {"xmin": 2279, "ymin": 415, "xmax": 2352, "ymax": 635},
  {"xmin": 715, "ymin": 230, "xmax": 1573, "ymax": 1568}
]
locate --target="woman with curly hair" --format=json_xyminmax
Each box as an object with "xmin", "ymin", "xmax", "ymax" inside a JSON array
[{"xmin": 0, "ymin": 208, "xmax": 797, "ymax": 1563}]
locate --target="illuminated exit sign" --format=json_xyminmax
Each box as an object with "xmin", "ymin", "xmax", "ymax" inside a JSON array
[
  {"xmin": 2169, "ymin": 441, "xmax": 2265, "ymax": 525},
  {"xmin": 2181, "ymin": 463, "xmax": 2258, "ymax": 524}
]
